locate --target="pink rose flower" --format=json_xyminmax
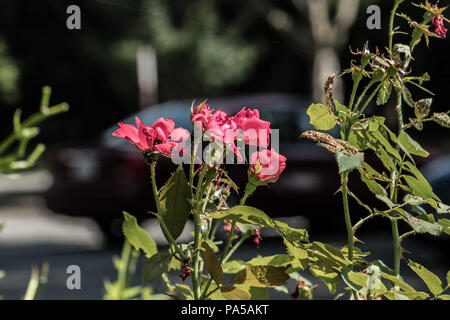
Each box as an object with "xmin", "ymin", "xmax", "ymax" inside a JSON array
[
  {"xmin": 250, "ymin": 149, "xmax": 287, "ymax": 183},
  {"xmin": 191, "ymin": 103, "xmax": 212, "ymax": 129},
  {"xmin": 112, "ymin": 116, "xmax": 190, "ymax": 156},
  {"xmin": 205, "ymin": 110, "xmax": 243, "ymax": 162},
  {"xmin": 232, "ymin": 107, "xmax": 271, "ymax": 148}
]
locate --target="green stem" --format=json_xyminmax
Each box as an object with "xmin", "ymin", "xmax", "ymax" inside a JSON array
[
  {"xmin": 389, "ymin": 0, "xmax": 403, "ymax": 54},
  {"xmin": 341, "ymin": 173, "xmax": 354, "ymax": 262},
  {"xmin": 199, "ymin": 182, "xmax": 257, "ymax": 300},
  {"xmin": 348, "ymin": 73, "xmax": 362, "ymax": 112},
  {"xmin": 390, "ymin": 89, "xmax": 404, "ymax": 278},
  {"xmin": 223, "ymin": 234, "xmax": 250, "ymax": 264},
  {"xmin": 0, "ymin": 103, "xmax": 69, "ymax": 156},
  {"xmin": 149, "ymin": 155, "xmax": 185, "ymax": 261},
  {"xmin": 358, "ymin": 77, "xmax": 388, "ymax": 117},
  {"xmin": 391, "ymin": 219, "xmax": 401, "ymax": 276},
  {"xmin": 354, "ymin": 79, "xmax": 377, "ymax": 112},
  {"xmin": 190, "ymin": 164, "xmax": 216, "ymax": 300},
  {"xmin": 209, "ymin": 221, "xmax": 221, "ymax": 241},
  {"xmin": 117, "ymin": 240, "xmax": 132, "ymax": 293}
]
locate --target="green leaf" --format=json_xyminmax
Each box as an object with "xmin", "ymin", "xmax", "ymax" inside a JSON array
[
  {"xmin": 159, "ymin": 165, "xmax": 192, "ymax": 240},
  {"xmin": 122, "ymin": 211, "xmax": 157, "ymax": 258},
  {"xmin": 200, "ymin": 241, "xmax": 224, "ymax": 285},
  {"xmin": 403, "ymin": 161, "xmax": 439, "ymax": 201},
  {"xmin": 168, "ymin": 256, "xmax": 182, "ymax": 271},
  {"xmin": 142, "ymin": 252, "xmax": 172, "ymax": 284},
  {"xmin": 312, "ymin": 242, "xmax": 351, "ymax": 268},
  {"xmin": 175, "ymin": 284, "xmax": 194, "ymax": 300},
  {"xmin": 201, "ymin": 281, "xmax": 225, "ymax": 300},
  {"xmin": 359, "ymin": 172, "xmax": 387, "ymax": 197},
  {"xmin": 405, "ymin": 214, "xmax": 443, "ymax": 236},
  {"xmin": 310, "ymin": 264, "xmax": 339, "ymax": 294},
  {"xmin": 438, "ymin": 219, "xmax": 450, "ymax": 235},
  {"xmin": 248, "ymin": 286, "xmax": 269, "ymax": 300},
  {"xmin": 274, "ymin": 220, "xmax": 309, "ymax": 242},
  {"xmin": 380, "ymin": 272, "xmax": 416, "ymax": 292},
  {"xmin": 398, "ymin": 132, "xmax": 429, "ymax": 158},
  {"xmin": 231, "ymin": 266, "xmax": 289, "ymax": 288},
  {"xmin": 223, "ymin": 260, "xmax": 246, "ymax": 274},
  {"xmin": 306, "ymin": 103, "xmax": 336, "ymax": 131},
  {"xmin": 408, "ymin": 260, "xmax": 443, "ymax": 296},
  {"xmin": 246, "ymin": 254, "xmax": 293, "ymax": 267},
  {"xmin": 402, "ymin": 86, "xmax": 415, "ymax": 108},
  {"xmin": 371, "ymin": 130, "xmax": 402, "ymax": 161},
  {"xmin": 220, "ymin": 286, "xmax": 251, "ymax": 300},
  {"xmin": 377, "ymin": 81, "xmax": 393, "ymax": 105},
  {"xmin": 438, "ymin": 294, "xmax": 450, "ymax": 300},
  {"xmin": 207, "ymin": 206, "xmax": 275, "ymax": 229},
  {"xmin": 437, "ymin": 202, "xmax": 450, "ymax": 214},
  {"xmin": 283, "ymin": 239, "xmax": 309, "ymax": 271},
  {"xmin": 335, "ymin": 151, "xmax": 364, "ymax": 174}
]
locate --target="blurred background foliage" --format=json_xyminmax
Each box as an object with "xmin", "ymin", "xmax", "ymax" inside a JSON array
[{"xmin": 0, "ymin": 0, "xmax": 448, "ymax": 144}]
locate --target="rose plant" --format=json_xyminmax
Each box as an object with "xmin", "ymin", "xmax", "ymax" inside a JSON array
[
  {"xmin": 300, "ymin": 0, "xmax": 450, "ymax": 300},
  {"xmin": 112, "ymin": 102, "xmax": 314, "ymax": 300},
  {"xmin": 110, "ymin": 0, "xmax": 450, "ymax": 301}
]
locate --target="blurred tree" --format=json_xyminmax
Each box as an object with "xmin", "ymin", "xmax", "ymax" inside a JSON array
[
  {"xmin": 141, "ymin": 0, "xmax": 261, "ymax": 100},
  {"xmin": 245, "ymin": 0, "xmax": 379, "ymax": 102},
  {"xmin": 0, "ymin": 36, "xmax": 20, "ymax": 105}
]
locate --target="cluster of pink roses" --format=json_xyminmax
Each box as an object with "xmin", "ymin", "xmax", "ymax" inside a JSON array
[
  {"xmin": 113, "ymin": 103, "xmax": 287, "ymax": 184},
  {"xmin": 191, "ymin": 103, "xmax": 286, "ymax": 184},
  {"xmin": 113, "ymin": 103, "xmax": 287, "ymax": 252}
]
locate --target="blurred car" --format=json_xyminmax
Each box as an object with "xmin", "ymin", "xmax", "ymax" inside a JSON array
[{"xmin": 43, "ymin": 93, "xmax": 444, "ymax": 240}]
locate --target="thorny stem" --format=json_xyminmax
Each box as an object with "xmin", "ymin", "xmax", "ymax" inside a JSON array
[
  {"xmin": 348, "ymin": 73, "xmax": 362, "ymax": 112},
  {"xmin": 341, "ymin": 173, "xmax": 354, "ymax": 262},
  {"xmin": 389, "ymin": 0, "xmax": 404, "ymax": 54},
  {"xmin": 149, "ymin": 155, "xmax": 186, "ymax": 262},
  {"xmin": 358, "ymin": 77, "xmax": 389, "ymax": 116},
  {"xmin": 390, "ymin": 89, "xmax": 404, "ymax": 278},
  {"xmin": 191, "ymin": 165, "xmax": 209, "ymax": 300},
  {"xmin": 199, "ymin": 182, "xmax": 257, "ymax": 300}
]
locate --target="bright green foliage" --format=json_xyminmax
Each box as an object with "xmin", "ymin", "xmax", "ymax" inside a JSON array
[
  {"xmin": 200, "ymin": 241, "xmax": 224, "ymax": 286},
  {"xmin": 122, "ymin": 212, "xmax": 158, "ymax": 258},
  {"xmin": 306, "ymin": 103, "xmax": 337, "ymax": 131},
  {"xmin": 336, "ymin": 151, "xmax": 364, "ymax": 174},
  {"xmin": 230, "ymin": 266, "xmax": 290, "ymax": 288},
  {"xmin": 397, "ymin": 132, "xmax": 429, "ymax": 157},
  {"xmin": 408, "ymin": 260, "xmax": 444, "ymax": 297},
  {"xmin": 159, "ymin": 165, "xmax": 192, "ymax": 241},
  {"xmin": 220, "ymin": 286, "xmax": 251, "ymax": 300}
]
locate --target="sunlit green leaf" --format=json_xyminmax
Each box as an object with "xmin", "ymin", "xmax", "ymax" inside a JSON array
[
  {"xmin": 307, "ymin": 103, "xmax": 336, "ymax": 131},
  {"xmin": 159, "ymin": 165, "xmax": 191, "ymax": 241},
  {"xmin": 220, "ymin": 286, "xmax": 251, "ymax": 300},
  {"xmin": 408, "ymin": 260, "xmax": 443, "ymax": 296},
  {"xmin": 398, "ymin": 132, "xmax": 429, "ymax": 157},
  {"xmin": 122, "ymin": 211, "xmax": 157, "ymax": 258},
  {"xmin": 200, "ymin": 241, "xmax": 224, "ymax": 285},
  {"xmin": 231, "ymin": 266, "xmax": 289, "ymax": 288}
]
